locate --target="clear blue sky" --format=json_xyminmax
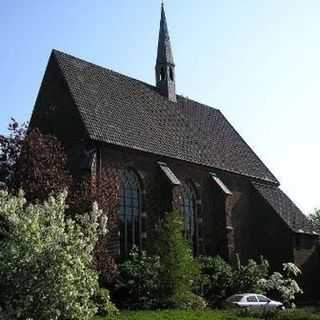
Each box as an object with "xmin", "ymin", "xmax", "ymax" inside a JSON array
[{"xmin": 1, "ymin": 0, "xmax": 319, "ymax": 214}]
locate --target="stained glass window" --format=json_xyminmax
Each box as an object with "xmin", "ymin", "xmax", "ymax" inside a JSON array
[{"xmin": 119, "ymin": 169, "xmax": 141, "ymax": 257}]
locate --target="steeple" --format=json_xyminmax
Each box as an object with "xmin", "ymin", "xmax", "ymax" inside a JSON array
[{"xmin": 155, "ymin": 2, "xmax": 176, "ymax": 102}]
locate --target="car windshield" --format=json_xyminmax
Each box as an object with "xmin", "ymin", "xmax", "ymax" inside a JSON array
[
  {"xmin": 257, "ymin": 295, "xmax": 270, "ymax": 302},
  {"xmin": 228, "ymin": 295, "xmax": 243, "ymax": 302}
]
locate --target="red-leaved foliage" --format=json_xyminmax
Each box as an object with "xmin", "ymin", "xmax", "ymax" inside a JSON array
[
  {"xmin": 13, "ymin": 128, "xmax": 72, "ymax": 202},
  {"xmin": 70, "ymin": 167, "xmax": 121, "ymax": 287},
  {"xmin": 1, "ymin": 119, "xmax": 121, "ymax": 286}
]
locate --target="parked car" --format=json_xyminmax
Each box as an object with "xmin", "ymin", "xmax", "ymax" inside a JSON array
[{"xmin": 225, "ymin": 294, "xmax": 285, "ymax": 310}]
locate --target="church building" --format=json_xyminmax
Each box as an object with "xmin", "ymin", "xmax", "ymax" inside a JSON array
[{"xmin": 29, "ymin": 4, "xmax": 319, "ymax": 295}]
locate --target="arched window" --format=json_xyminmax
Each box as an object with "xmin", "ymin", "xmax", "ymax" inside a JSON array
[
  {"xmin": 160, "ymin": 67, "xmax": 166, "ymax": 81},
  {"xmin": 119, "ymin": 169, "xmax": 142, "ymax": 257},
  {"xmin": 180, "ymin": 183, "xmax": 197, "ymax": 248},
  {"xmin": 169, "ymin": 67, "xmax": 174, "ymax": 81}
]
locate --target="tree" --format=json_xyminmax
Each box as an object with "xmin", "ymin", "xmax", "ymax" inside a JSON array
[
  {"xmin": 0, "ymin": 190, "xmax": 115, "ymax": 320},
  {"xmin": 1, "ymin": 119, "xmax": 120, "ymax": 287},
  {"xmin": 13, "ymin": 128, "xmax": 72, "ymax": 202},
  {"xmin": 0, "ymin": 119, "xmax": 27, "ymax": 187},
  {"xmin": 310, "ymin": 208, "xmax": 320, "ymax": 233},
  {"xmin": 0, "ymin": 119, "xmax": 72, "ymax": 202},
  {"xmin": 155, "ymin": 210, "xmax": 201, "ymax": 308}
]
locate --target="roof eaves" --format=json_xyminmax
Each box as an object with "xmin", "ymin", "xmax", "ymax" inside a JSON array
[{"xmin": 93, "ymin": 138, "xmax": 279, "ymax": 185}]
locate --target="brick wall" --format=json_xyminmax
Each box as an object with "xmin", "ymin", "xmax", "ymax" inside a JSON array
[{"xmin": 97, "ymin": 142, "xmax": 309, "ymax": 270}]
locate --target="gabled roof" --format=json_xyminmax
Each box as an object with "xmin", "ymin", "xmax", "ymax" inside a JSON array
[
  {"xmin": 52, "ymin": 49, "xmax": 278, "ymax": 184},
  {"xmin": 252, "ymin": 182, "xmax": 315, "ymax": 234}
]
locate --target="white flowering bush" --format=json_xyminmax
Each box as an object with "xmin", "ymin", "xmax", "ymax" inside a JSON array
[
  {"xmin": 258, "ymin": 262, "xmax": 303, "ymax": 308},
  {"xmin": 0, "ymin": 190, "xmax": 113, "ymax": 320}
]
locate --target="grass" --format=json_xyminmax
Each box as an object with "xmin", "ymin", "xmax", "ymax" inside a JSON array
[
  {"xmin": 273, "ymin": 308, "xmax": 320, "ymax": 320},
  {"xmin": 94, "ymin": 308, "xmax": 320, "ymax": 320},
  {"xmin": 94, "ymin": 310, "xmax": 256, "ymax": 320}
]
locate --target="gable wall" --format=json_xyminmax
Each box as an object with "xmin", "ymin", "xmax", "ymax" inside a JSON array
[
  {"xmin": 29, "ymin": 53, "xmax": 87, "ymax": 149},
  {"xmin": 29, "ymin": 53, "xmax": 90, "ymax": 177}
]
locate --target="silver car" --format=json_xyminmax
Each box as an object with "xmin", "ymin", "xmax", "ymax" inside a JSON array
[{"xmin": 226, "ymin": 294, "xmax": 284, "ymax": 310}]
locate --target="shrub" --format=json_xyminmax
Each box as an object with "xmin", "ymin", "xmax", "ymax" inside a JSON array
[
  {"xmin": 94, "ymin": 235, "xmax": 119, "ymax": 287},
  {"xmin": 0, "ymin": 190, "xmax": 115, "ymax": 320},
  {"xmin": 195, "ymin": 255, "xmax": 233, "ymax": 307},
  {"xmin": 116, "ymin": 247, "xmax": 161, "ymax": 309},
  {"xmin": 0, "ymin": 120, "xmax": 120, "ymax": 291},
  {"xmin": 232, "ymin": 255, "xmax": 269, "ymax": 294},
  {"xmin": 93, "ymin": 287, "xmax": 119, "ymax": 317},
  {"xmin": 173, "ymin": 292, "xmax": 208, "ymax": 310},
  {"xmin": 72, "ymin": 168, "xmax": 120, "ymax": 287},
  {"xmin": 259, "ymin": 263, "xmax": 303, "ymax": 308},
  {"xmin": 155, "ymin": 210, "xmax": 201, "ymax": 309}
]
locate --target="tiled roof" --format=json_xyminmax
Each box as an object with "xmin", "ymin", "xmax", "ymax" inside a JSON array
[
  {"xmin": 53, "ymin": 49, "xmax": 278, "ymax": 184},
  {"xmin": 252, "ymin": 182, "xmax": 315, "ymax": 234}
]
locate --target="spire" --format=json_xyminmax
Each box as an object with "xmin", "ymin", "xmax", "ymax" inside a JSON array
[
  {"xmin": 156, "ymin": 2, "xmax": 175, "ymax": 66},
  {"xmin": 155, "ymin": 2, "xmax": 176, "ymax": 102}
]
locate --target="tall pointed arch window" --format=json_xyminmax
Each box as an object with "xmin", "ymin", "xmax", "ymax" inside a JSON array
[
  {"xmin": 169, "ymin": 67, "xmax": 174, "ymax": 81},
  {"xmin": 180, "ymin": 182, "xmax": 198, "ymax": 249},
  {"xmin": 160, "ymin": 67, "xmax": 166, "ymax": 81},
  {"xmin": 119, "ymin": 169, "xmax": 142, "ymax": 257}
]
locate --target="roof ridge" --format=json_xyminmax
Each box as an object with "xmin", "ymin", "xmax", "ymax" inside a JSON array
[
  {"xmin": 52, "ymin": 49, "xmax": 157, "ymax": 91},
  {"xmin": 52, "ymin": 49, "xmax": 218, "ymax": 111}
]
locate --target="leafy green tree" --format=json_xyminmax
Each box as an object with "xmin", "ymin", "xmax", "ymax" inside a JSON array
[
  {"xmin": 0, "ymin": 190, "xmax": 115, "ymax": 320},
  {"xmin": 156, "ymin": 210, "xmax": 201, "ymax": 308},
  {"xmin": 195, "ymin": 256, "xmax": 233, "ymax": 307},
  {"xmin": 0, "ymin": 119, "xmax": 27, "ymax": 187},
  {"xmin": 310, "ymin": 208, "xmax": 320, "ymax": 233},
  {"xmin": 116, "ymin": 247, "xmax": 161, "ymax": 309}
]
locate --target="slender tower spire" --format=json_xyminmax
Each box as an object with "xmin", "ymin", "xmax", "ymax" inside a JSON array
[{"xmin": 155, "ymin": 2, "xmax": 176, "ymax": 102}]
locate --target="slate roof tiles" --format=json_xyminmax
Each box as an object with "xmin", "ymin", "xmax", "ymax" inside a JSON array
[
  {"xmin": 53, "ymin": 50, "xmax": 278, "ymax": 184},
  {"xmin": 253, "ymin": 182, "xmax": 315, "ymax": 234}
]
